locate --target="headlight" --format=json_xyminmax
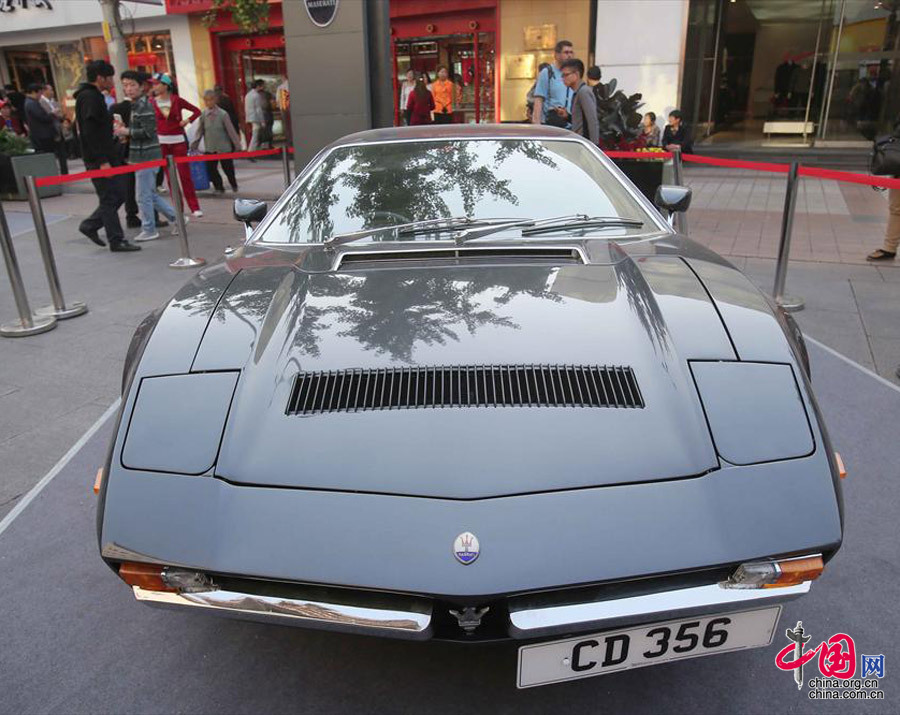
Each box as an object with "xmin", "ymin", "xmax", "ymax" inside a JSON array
[{"xmin": 121, "ymin": 371, "xmax": 239, "ymax": 474}]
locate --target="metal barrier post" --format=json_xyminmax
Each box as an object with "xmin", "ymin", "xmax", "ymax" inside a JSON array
[
  {"xmin": 166, "ymin": 155, "xmax": 206, "ymax": 269},
  {"xmin": 773, "ymin": 161, "xmax": 805, "ymax": 312},
  {"xmin": 0, "ymin": 200, "xmax": 57, "ymax": 337},
  {"xmin": 671, "ymin": 147, "xmax": 688, "ymax": 234},
  {"xmin": 281, "ymin": 146, "xmax": 291, "ymax": 190},
  {"xmin": 25, "ymin": 175, "xmax": 88, "ymax": 320}
]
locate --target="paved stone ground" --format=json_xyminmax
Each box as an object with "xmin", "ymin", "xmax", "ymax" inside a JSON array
[{"xmin": 0, "ymin": 161, "xmax": 897, "ymax": 523}]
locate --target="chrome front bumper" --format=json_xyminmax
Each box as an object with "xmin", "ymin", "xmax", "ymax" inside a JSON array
[
  {"xmin": 133, "ymin": 586, "xmax": 434, "ymax": 640},
  {"xmin": 508, "ymin": 581, "xmax": 811, "ymax": 639},
  {"xmin": 133, "ymin": 579, "xmax": 811, "ymax": 641}
]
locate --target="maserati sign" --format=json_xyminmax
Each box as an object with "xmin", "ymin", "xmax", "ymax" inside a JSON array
[{"xmin": 304, "ymin": 0, "xmax": 339, "ymax": 28}]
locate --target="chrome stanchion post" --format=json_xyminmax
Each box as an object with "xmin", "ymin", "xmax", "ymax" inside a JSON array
[
  {"xmin": 0, "ymin": 199, "xmax": 56, "ymax": 337},
  {"xmin": 671, "ymin": 147, "xmax": 688, "ymax": 234},
  {"xmin": 773, "ymin": 161, "xmax": 805, "ymax": 312},
  {"xmin": 25, "ymin": 175, "xmax": 88, "ymax": 320},
  {"xmin": 281, "ymin": 146, "xmax": 291, "ymax": 190},
  {"xmin": 166, "ymin": 155, "xmax": 206, "ymax": 269}
]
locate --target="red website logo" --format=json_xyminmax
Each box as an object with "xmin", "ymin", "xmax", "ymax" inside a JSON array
[{"xmin": 775, "ymin": 621, "xmax": 856, "ymax": 689}]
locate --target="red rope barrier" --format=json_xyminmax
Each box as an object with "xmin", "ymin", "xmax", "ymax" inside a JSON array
[
  {"xmin": 680, "ymin": 153, "xmax": 791, "ymax": 173},
  {"xmin": 34, "ymin": 159, "xmax": 165, "ymax": 187},
  {"xmin": 174, "ymin": 148, "xmax": 281, "ymax": 164},
  {"xmin": 605, "ymin": 151, "xmax": 673, "ymax": 160},
  {"xmin": 799, "ymin": 166, "xmax": 900, "ymax": 190}
]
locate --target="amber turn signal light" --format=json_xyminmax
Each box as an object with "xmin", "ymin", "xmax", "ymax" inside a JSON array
[
  {"xmin": 763, "ymin": 555, "xmax": 824, "ymax": 589},
  {"xmin": 722, "ymin": 554, "xmax": 824, "ymax": 589},
  {"xmin": 118, "ymin": 562, "xmax": 176, "ymax": 592},
  {"xmin": 93, "ymin": 468, "xmax": 104, "ymax": 495},
  {"xmin": 835, "ymin": 452, "xmax": 847, "ymax": 479}
]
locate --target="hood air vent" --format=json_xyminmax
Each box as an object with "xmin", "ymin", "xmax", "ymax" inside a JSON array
[{"xmin": 286, "ymin": 365, "xmax": 643, "ymax": 415}]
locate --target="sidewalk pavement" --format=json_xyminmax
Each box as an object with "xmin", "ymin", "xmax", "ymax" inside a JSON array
[{"xmin": 0, "ymin": 161, "xmax": 897, "ymax": 521}]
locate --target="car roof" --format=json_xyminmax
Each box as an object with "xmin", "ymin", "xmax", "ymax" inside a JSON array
[{"xmin": 327, "ymin": 123, "xmax": 577, "ymax": 148}]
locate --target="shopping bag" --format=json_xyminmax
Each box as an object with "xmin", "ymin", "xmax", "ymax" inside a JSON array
[{"xmin": 188, "ymin": 152, "xmax": 210, "ymax": 191}]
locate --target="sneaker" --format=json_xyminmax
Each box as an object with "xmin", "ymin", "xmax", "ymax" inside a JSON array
[
  {"xmin": 134, "ymin": 230, "xmax": 160, "ymax": 242},
  {"xmin": 109, "ymin": 240, "xmax": 141, "ymax": 252},
  {"xmin": 79, "ymin": 225, "xmax": 106, "ymax": 247},
  {"xmin": 158, "ymin": 186, "xmax": 168, "ymax": 194},
  {"xmin": 192, "ymin": 210, "xmax": 204, "ymax": 218}
]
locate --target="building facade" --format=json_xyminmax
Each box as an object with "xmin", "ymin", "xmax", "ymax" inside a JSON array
[{"xmin": 0, "ymin": 0, "xmax": 201, "ymax": 118}]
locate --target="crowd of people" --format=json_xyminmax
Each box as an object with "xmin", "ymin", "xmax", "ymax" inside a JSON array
[
  {"xmin": 0, "ymin": 60, "xmax": 281, "ymax": 253},
  {"xmin": 526, "ymin": 40, "xmax": 694, "ymax": 154}
]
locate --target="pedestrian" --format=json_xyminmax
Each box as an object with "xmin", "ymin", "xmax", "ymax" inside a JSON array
[
  {"xmin": 3, "ymin": 84, "xmax": 25, "ymax": 118},
  {"xmin": 24, "ymin": 83, "xmax": 57, "ymax": 155},
  {"xmin": 276, "ymin": 77, "xmax": 291, "ymax": 147},
  {"xmin": 531, "ymin": 40, "xmax": 575, "ymax": 127},
  {"xmin": 642, "ymin": 111, "xmax": 661, "ymax": 147},
  {"xmin": 74, "ymin": 59, "xmax": 139, "ymax": 252},
  {"xmin": 191, "ymin": 89, "xmax": 241, "ymax": 193},
  {"xmin": 150, "ymin": 72, "xmax": 203, "ymax": 217},
  {"xmin": 215, "ymin": 84, "xmax": 241, "ymax": 145},
  {"xmin": 0, "ymin": 101, "xmax": 26, "ymax": 136},
  {"xmin": 406, "ymin": 73, "xmax": 434, "ymax": 126},
  {"xmin": 39, "ymin": 83, "xmax": 68, "ymax": 174},
  {"xmin": 662, "ymin": 109, "xmax": 694, "ymax": 153},
  {"xmin": 560, "ymin": 59, "xmax": 599, "ymax": 145},
  {"xmin": 525, "ymin": 63, "xmax": 551, "ymax": 122},
  {"xmin": 244, "ymin": 79, "xmax": 265, "ymax": 151},
  {"xmin": 110, "ymin": 90, "xmax": 143, "ymax": 229},
  {"xmin": 115, "ymin": 70, "xmax": 178, "ymax": 243},
  {"xmin": 430, "ymin": 66, "xmax": 458, "ymax": 124},
  {"xmin": 586, "ymin": 66, "xmax": 602, "ymax": 88},
  {"xmin": 399, "ymin": 69, "xmax": 415, "ymax": 125},
  {"xmin": 259, "ymin": 83, "xmax": 274, "ymax": 148}
]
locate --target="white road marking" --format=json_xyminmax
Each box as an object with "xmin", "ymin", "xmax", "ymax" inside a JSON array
[
  {"xmin": 0, "ymin": 398, "xmax": 120, "ymax": 539},
  {"xmin": 807, "ymin": 336, "xmax": 900, "ymax": 396}
]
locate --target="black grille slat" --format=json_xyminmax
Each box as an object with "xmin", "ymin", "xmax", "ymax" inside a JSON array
[{"xmin": 287, "ymin": 366, "xmax": 643, "ymax": 415}]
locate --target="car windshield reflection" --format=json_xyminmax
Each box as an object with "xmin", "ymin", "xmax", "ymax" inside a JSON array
[{"xmin": 257, "ymin": 139, "xmax": 655, "ymax": 244}]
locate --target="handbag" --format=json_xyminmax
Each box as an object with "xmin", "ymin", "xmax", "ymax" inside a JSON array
[
  {"xmin": 539, "ymin": 66, "xmax": 571, "ymax": 128},
  {"xmin": 870, "ymin": 134, "xmax": 900, "ymax": 176},
  {"xmin": 188, "ymin": 151, "xmax": 210, "ymax": 191}
]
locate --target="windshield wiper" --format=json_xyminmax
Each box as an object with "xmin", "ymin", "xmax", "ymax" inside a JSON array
[
  {"xmin": 324, "ymin": 216, "xmax": 522, "ymax": 250},
  {"xmin": 454, "ymin": 214, "xmax": 641, "ymax": 243},
  {"xmin": 520, "ymin": 216, "xmax": 645, "ymax": 237}
]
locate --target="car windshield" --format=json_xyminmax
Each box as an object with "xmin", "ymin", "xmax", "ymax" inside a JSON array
[{"xmin": 256, "ymin": 138, "xmax": 658, "ymax": 244}]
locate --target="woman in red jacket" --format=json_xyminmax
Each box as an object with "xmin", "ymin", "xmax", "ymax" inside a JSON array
[
  {"xmin": 406, "ymin": 74, "xmax": 434, "ymax": 126},
  {"xmin": 150, "ymin": 73, "xmax": 203, "ymax": 217}
]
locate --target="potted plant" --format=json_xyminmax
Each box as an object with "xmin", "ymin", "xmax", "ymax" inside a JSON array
[
  {"xmin": 594, "ymin": 80, "xmax": 668, "ymax": 202},
  {"xmin": 0, "ymin": 130, "xmax": 62, "ymax": 200}
]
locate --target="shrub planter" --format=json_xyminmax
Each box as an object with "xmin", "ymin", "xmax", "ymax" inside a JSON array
[
  {"xmin": 614, "ymin": 158, "xmax": 672, "ymax": 202},
  {"xmin": 0, "ymin": 151, "xmax": 63, "ymax": 200}
]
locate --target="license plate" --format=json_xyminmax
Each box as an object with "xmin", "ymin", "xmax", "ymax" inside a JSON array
[{"xmin": 517, "ymin": 606, "xmax": 781, "ymax": 688}]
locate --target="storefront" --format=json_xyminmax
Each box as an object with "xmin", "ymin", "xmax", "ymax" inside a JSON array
[
  {"xmin": 389, "ymin": 0, "xmax": 592, "ymax": 125},
  {"xmin": 0, "ymin": 0, "xmax": 198, "ymax": 118},
  {"xmin": 681, "ymin": 0, "xmax": 900, "ymax": 145},
  {"xmin": 167, "ymin": 0, "xmax": 287, "ymax": 139}
]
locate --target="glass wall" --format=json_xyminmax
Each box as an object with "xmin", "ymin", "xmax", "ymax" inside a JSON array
[{"xmin": 682, "ymin": 0, "xmax": 900, "ymax": 145}]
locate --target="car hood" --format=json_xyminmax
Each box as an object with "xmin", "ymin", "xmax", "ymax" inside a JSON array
[{"xmin": 199, "ymin": 250, "xmax": 730, "ymax": 498}]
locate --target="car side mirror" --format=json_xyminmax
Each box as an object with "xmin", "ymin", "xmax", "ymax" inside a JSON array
[
  {"xmin": 654, "ymin": 185, "xmax": 692, "ymax": 226},
  {"xmin": 233, "ymin": 198, "xmax": 268, "ymax": 227}
]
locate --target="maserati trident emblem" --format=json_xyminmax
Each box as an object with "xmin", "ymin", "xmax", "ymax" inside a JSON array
[{"xmin": 453, "ymin": 532, "xmax": 480, "ymax": 565}]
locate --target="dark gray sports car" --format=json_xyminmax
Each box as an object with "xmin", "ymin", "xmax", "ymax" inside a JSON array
[{"xmin": 98, "ymin": 125, "xmax": 842, "ymax": 688}]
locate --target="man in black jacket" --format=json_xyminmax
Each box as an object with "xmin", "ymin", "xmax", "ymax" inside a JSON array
[
  {"xmin": 74, "ymin": 60, "xmax": 139, "ymax": 252},
  {"xmin": 24, "ymin": 83, "xmax": 57, "ymax": 155},
  {"xmin": 661, "ymin": 109, "xmax": 694, "ymax": 154}
]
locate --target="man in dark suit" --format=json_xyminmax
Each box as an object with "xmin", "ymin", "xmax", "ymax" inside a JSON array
[{"xmin": 24, "ymin": 83, "xmax": 57, "ymax": 155}]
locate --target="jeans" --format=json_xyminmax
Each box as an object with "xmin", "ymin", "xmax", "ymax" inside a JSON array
[{"xmin": 136, "ymin": 167, "xmax": 176, "ymax": 234}]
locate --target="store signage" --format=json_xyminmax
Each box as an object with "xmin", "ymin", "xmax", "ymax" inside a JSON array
[
  {"xmin": 304, "ymin": 0, "xmax": 338, "ymax": 28},
  {"xmin": 0, "ymin": 0, "xmax": 53, "ymax": 12}
]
